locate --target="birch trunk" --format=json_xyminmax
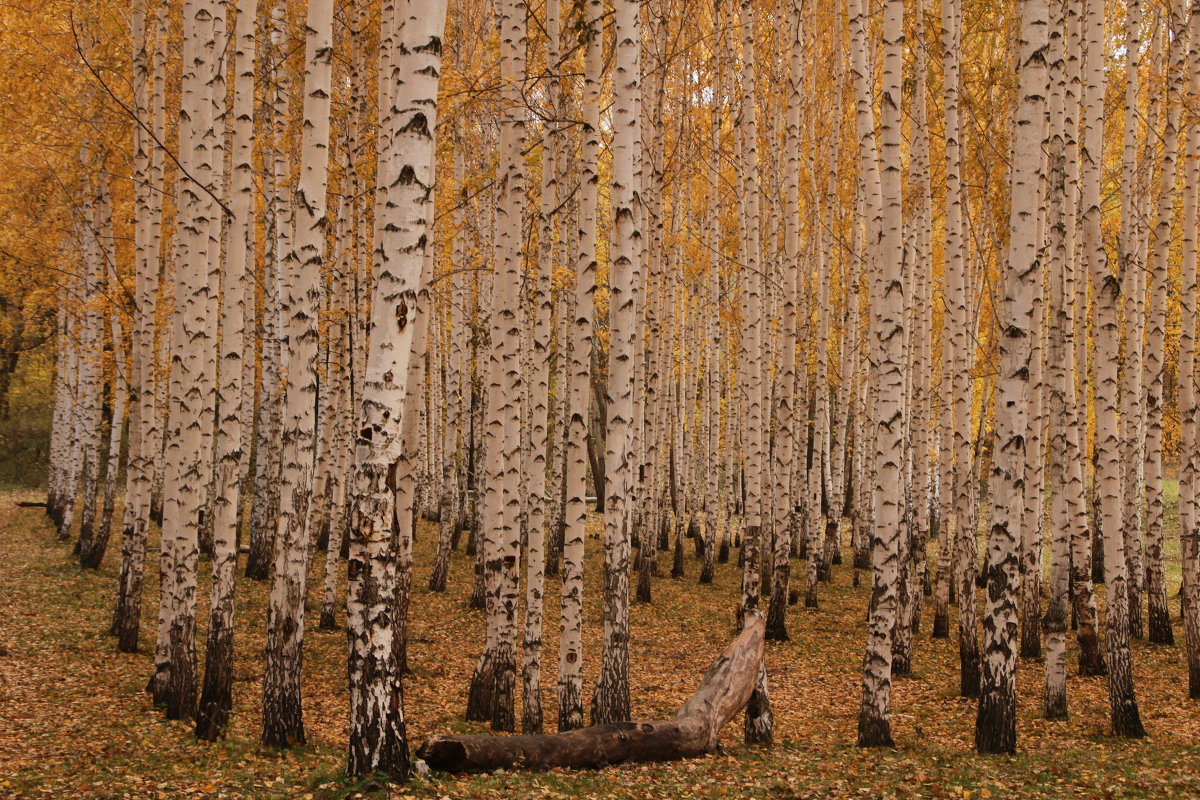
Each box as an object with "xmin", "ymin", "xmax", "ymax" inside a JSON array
[
  {"xmin": 976, "ymin": 0, "xmax": 1047, "ymax": 751},
  {"xmin": 81, "ymin": 181, "xmax": 124, "ymax": 570},
  {"xmin": 522, "ymin": 0, "xmax": 560, "ymax": 733},
  {"xmin": 1041, "ymin": 0, "xmax": 1071, "ymax": 718},
  {"xmin": 73, "ymin": 177, "xmax": 105, "ymax": 561},
  {"xmin": 939, "ymin": 0, "xmax": 980, "ymax": 698},
  {"xmin": 1180, "ymin": 1, "xmax": 1200, "ymax": 699},
  {"xmin": 557, "ymin": 0, "xmax": 602, "ymax": 733},
  {"xmin": 195, "ymin": 0, "xmax": 255, "ymax": 740},
  {"xmin": 1083, "ymin": 0, "xmax": 1145, "ymax": 739},
  {"xmin": 592, "ymin": 0, "xmax": 641, "ymax": 727},
  {"xmin": 1118, "ymin": 0, "xmax": 1145, "ymax": 642},
  {"xmin": 701, "ymin": 0, "xmax": 725, "ymax": 587},
  {"xmin": 346, "ymin": 0, "xmax": 447, "ymax": 779},
  {"xmin": 933, "ymin": 0, "xmax": 963, "ymax": 641},
  {"xmin": 112, "ymin": 0, "xmax": 166, "ymax": 652},
  {"xmin": 151, "ymin": 0, "xmax": 223, "ymax": 720},
  {"xmin": 261, "ymin": 0, "xmax": 335, "ymax": 747},
  {"xmin": 1142, "ymin": 0, "xmax": 1183, "ymax": 647},
  {"xmin": 467, "ymin": 0, "xmax": 528, "ymax": 733},
  {"xmin": 857, "ymin": 0, "xmax": 903, "ymax": 749},
  {"xmin": 1056, "ymin": 0, "xmax": 1104, "ymax": 677},
  {"xmin": 246, "ymin": 0, "xmax": 292, "ymax": 582},
  {"xmin": 765, "ymin": 0, "xmax": 802, "ymax": 641},
  {"xmin": 737, "ymin": 0, "xmax": 764, "ymax": 631}
]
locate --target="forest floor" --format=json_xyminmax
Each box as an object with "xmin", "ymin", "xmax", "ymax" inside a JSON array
[{"xmin": 1, "ymin": 487, "xmax": 1200, "ymax": 800}]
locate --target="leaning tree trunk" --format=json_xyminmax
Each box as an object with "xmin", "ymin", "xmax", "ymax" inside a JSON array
[{"xmin": 420, "ymin": 612, "xmax": 766, "ymax": 773}]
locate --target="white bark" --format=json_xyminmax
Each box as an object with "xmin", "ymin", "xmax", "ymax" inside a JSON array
[
  {"xmin": 262, "ymin": 0, "xmax": 335, "ymax": 747},
  {"xmin": 1084, "ymin": 0, "xmax": 1145, "ymax": 739},
  {"xmin": 592, "ymin": 0, "xmax": 641, "ymax": 727},
  {"xmin": 196, "ymin": 0, "xmax": 255, "ymax": 740},
  {"xmin": 556, "ymin": 0, "xmax": 600, "ymax": 723},
  {"xmin": 346, "ymin": 0, "xmax": 447, "ymax": 779},
  {"xmin": 856, "ymin": 0, "xmax": 903, "ymax": 749}
]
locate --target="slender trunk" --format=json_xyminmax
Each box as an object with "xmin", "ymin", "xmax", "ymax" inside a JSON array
[
  {"xmin": 150, "ymin": 0, "xmax": 224, "ymax": 720},
  {"xmin": 1084, "ymin": 0, "xmax": 1145, "ymax": 739},
  {"xmin": 261, "ymin": 0, "xmax": 335, "ymax": 747},
  {"xmin": 1042, "ymin": 2, "xmax": 1070, "ymax": 718},
  {"xmin": 1118, "ymin": 0, "xmax": 1146, "ymax": 642},
  {"xmin": 246, "ymin": 0, "xmax": 292, "ymax": 582},
  {"xmin": 1180, "ymin": 1, "xmax": 1200, "ymax": 699},
  {"xmin": 522, "ymin": 0, "xmax": 559, "ymax": 734},
  {"xmin": 591, "ymin": 0, "xmax": 641, "ymax": 727},
  {"xmin": 195, "ymin": 0, "xmax": 255, "ymax": 739},
  {"xmin": 556, "ymin": 0, "xmax": 601, "ymax": 734},
  {"xmin": 74, "ymin": 177, "xmax": 105, "ymax": 560},
  {"xmin": 1142, "ymin": 0, "xmax": 1183, "ymax": 647},
  {"xmin": 112, "ymin": 0, "xmax": 166, "ymax": 652},
  {"xmin": 766, "ymin": 0, "xmax": 802, "ymax": 641},
  {"xmin": 82, "ymin": 184, "xmax": 126, "ymax": 570},
  {"xmin": 856, "ymin": 0, "xmax": 903, "ymax": 749}
]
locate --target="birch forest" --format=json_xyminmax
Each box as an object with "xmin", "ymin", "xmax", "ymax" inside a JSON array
[{"xmin": 7, "ymin": 0, "xmax": 1200, "ymax": 796}]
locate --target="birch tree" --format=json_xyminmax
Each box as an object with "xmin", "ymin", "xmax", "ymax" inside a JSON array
[
  {"xmin": 592, "ymin": 0, "xmax": 642, "ymax": 727},
  {"xmin": 346, "ymin": 0, "xmax": 448, "ymax": 779},
  {"xmin": 975, "ymin": 0, "xmax": 1049, "ymax": 755},
  {"xmin": 1181, "ymin": 0, "xmax": 1200, "ymax": 699},
  {"xmin": 1141, "ymin": 0, "xmax": 1183, "ymax": 647},
  {"xmin": 195, "ymin": 0, "xmax": 255, "ymax": 740},
  {"xmin": 556, "ymin": 0, "xmax": 602, "ymax": 733},
  {"xmin": 1042, "ymin": 0, "xmax": 1071, "ymax": 718},
  {"xmin": 766, "ymin": 0, "xmax": 802, "ymax": 642},
  {"xmin": 857, "ymin": 0, "xmax": 904, "ymax": 749},
  {"xmin": 112, "ymin": 0, "xmax": 166, "ymax": 653},
  {"xmin": 261, "ymin": 0, "xmax": 335, "ymax": 747},
  {"xmin": 1083, "ymin": 0, "xmax": 1145, "ymax": 739},
  {"xmin": 150, "ymin": 0, "xmax": 224, "ymax": 719}
]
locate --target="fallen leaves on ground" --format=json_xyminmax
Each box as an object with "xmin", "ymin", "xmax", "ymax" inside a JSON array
[{"xmin": 1, "ymin": 488, "xmax": 1199, "ymax": 799}]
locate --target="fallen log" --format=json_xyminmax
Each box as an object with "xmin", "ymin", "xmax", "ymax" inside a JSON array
[{"xmin": 417, "ymin": 610, "xmax": 766, "ymax": 772}]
